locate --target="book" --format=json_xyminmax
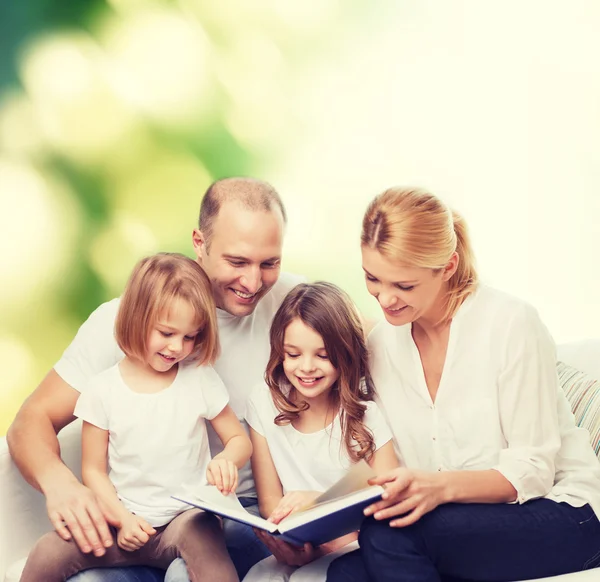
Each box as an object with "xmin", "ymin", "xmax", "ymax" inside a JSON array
[{"xmin": 172, "ymin": 460, "xmax": 383, "ymax": 547}]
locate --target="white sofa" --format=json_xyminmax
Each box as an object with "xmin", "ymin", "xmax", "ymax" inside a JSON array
[{"xmin": 1, "ymin": 341, "xmax": 600, "ymax": 582}]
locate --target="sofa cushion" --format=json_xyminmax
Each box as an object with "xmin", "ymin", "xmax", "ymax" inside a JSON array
[{"xmin": 557, "ymin": 362, "xmax": 600, "ymax": 457}]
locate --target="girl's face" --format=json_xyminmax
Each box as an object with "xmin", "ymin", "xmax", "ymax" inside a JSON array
[
  {"xmin": 282, "ymin": 318, "xmax": 340, "ymax": 406},
  {"xmin": 361, "ymin": 246, "xmax": 456, "ymax": 327},
  {"xmin": 146, "ymin": 298, "xmax": 201, "ymax": 372}
]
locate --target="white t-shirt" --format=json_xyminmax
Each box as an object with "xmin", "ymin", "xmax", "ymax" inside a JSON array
[
  {"xmin": 74, "ymin": 362, "xmax": 228, "ymax": 527},
  {"xmin": 55, "ymin": 272, "xmax": 305, "ymax": 497},
  {"xmin": 245, "ymin": 383, "xmax": 392, "ymax": 493},
  {"xmin": 368, "ymin": 284, "xmax": 600, "ymax": 517}
]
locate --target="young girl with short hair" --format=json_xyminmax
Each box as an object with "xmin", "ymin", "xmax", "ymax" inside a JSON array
[
  {"xmin": 21, "ymin": 253, "xmax": 251, "ymax": 582},
  {"xmin": 243, "ymin": 282, "xmax": 398, "ymax": 582}
]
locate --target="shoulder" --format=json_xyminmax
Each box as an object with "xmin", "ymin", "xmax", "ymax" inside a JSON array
[
  {"xmin": 270, "ymin": 272, "xmax": 306, "ymax": 303},
  {"xmin": 468, "ymin": 285, "xmax": 544, "ymax": 332},
  {"xmin": 253, "ymin": 272, "xmax": 306, "ymax": 321},
  {"xmin": 86, "ymin": 298, "xmax": 121, "ymax": 326},
  {"xmin": 247, "ymin": 381, "xmax": 274, "ymax": 409}
]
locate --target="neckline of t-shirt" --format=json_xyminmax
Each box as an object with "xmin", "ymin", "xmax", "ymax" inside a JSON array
[
  {"xmin": 116, "ymin": 361, "xmax": 181, "ymax": 397},
  {"xmin": 288, "ymin": 414, "xmax": 339, "ymax": 436}
]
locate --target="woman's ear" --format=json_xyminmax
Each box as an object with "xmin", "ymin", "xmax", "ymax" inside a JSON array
[{"xmin": 442, "ymin": 251, "xmax": 459, "ymax": 281}]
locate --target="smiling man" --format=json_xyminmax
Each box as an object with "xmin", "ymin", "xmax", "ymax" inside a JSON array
[{"xmin": 7, "ymin": 177, "xmax": 304, "ymax": 582}]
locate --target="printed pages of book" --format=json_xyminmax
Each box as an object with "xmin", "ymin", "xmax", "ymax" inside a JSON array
[{"xmin": 172, "ymin": 460, "xmax": 383, "ymax": 546}]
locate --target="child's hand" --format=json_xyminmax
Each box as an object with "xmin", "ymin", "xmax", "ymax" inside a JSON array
[
  {"xmin": 268, "ymin": 490, "xmax": 321, "ymax": 524},
  {"xmin": 117, "ymin": 513, "xmax": 156, "ymax": 552},
  {"xmin": 207, "ymin": 458, "xmax": 239, "ymax": 495}
]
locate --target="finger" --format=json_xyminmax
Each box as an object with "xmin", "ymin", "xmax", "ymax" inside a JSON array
[
  {"xmin": 227, "ymin": 462, "xmax": 237, "ymax": 494},
  {"xmin": 212, "ymin": 464, "xmax": 224, "ymax": 491},
  {"xmin": 369, "ymin": 469, "xmax": 411, "ymax": 489},
  {"xmin": 390, "ymin": 506, "xmax": 424, "ymax": 528},
  {"xmin": 119, "ymin": 538, "xmax": 138, "ymax": 552},
  {"xmin": 49, "ymin": 512, "xmax": 72, "ymax": 541},
  {"xmin": 231, "ymin": 466, "xmax": 239, "ymax": 493},
  {"xmin": 87, "ymin": 503, "xmax": 114, "ymax": 549},
  {"xmin": 132, "ymin": 529, "xmax": 150, "ymax": 545},
  {"xmin": 373, "ymin": 497, "xmax": 419, "ymax": 521},
  {"xmin": 75, "ymin": 510, "xmax": 107, "ymax": 556},
  {"xmin": 140, "ymin": 521, "xmax": 157, "ymax": 536},
  {"xmin": 206, "ymin": 467, "xmax": 215, "ymax": 486},
  {"xmin": 220, "ymin": 463, "xmax": 232, "ymax": 494},
  {"xmin": 62, "ymin": 509, "xmax": 93, "ymax": 553}
]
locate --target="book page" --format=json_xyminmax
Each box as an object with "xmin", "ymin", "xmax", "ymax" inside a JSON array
[{"xmin": 309, "ymin": 459, "xmax": 376, "ymax": 507}]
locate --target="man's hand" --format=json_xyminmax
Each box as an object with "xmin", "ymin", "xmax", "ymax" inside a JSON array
[
  {"xmin": 117, "ymin": 513, "xmax": 156, "ymax": 552},
  {"xmin": 268, "ymin": 490, "xmax": 321, "ymax": 524},
  {"xmin": 253, "ymin": 529, "xmax": 320, "ymax": 566},
  {"xmin": 363, "ymin": 467, "xmax": 448, "ymax": 527},
  {"xmin": 45, "ymin": 478, "xmax": 120, "ymax": 556},
  {"xmin": 207, "ymin": 458, "xmax": 239, "ymax": 495}
]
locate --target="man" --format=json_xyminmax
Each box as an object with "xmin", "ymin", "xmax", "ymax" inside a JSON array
[{"xmin": 7, "ymin": 177, "xmax": 304, "ymax": 581}]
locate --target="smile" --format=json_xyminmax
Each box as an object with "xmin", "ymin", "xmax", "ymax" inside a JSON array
[
  {"xmin": 158, "ymin": 353, "xmax": 176, "ymax": 362},
  {"xmin": 231, "ymin": 289, "xmax": 257, "ymax": 300},
  {"xmin": 296, "ymin": 376, "xmax": 324, "ymax": 386},
  {"xmin": 384, "ymin": 305, "xmax": 408, "ymax": 315}
]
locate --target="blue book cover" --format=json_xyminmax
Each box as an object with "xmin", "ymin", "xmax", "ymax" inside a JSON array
[{"xmin": 172, "ymin": 461, "xmax": 383, "ymax": 546}]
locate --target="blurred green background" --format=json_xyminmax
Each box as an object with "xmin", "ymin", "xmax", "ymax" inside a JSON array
[{"xmin": 2, "ymin": 1, "xmax": 600, "ymax": 435}]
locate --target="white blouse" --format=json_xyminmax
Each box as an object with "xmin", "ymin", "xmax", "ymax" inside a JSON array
[{"xmin": 368, "ymin": 285, "xmax": 600, "ymax": 516}]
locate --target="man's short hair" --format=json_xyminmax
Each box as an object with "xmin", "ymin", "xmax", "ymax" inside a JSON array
[{"xmin": 198, "ymin": 177, "xmax": 287, "ymax": 248}]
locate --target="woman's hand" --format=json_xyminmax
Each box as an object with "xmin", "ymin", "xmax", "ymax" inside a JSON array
[
  {"xmin": 268, "ymin": 490, "xmax": 321, "ymax": 524},
  {"xmin": 253, "ymin": 529, "xmax": 320, "ymax": 566},
  {"xmin": 207, "ymin": 458, "xmax": 239, "ymax": 495},
  {"xmin": 364, "ymin": 467, "xmax": 448, "ymax": 527}
]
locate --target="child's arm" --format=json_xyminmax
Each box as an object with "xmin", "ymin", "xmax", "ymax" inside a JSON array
[
  {"xmin": 207, "ymin": 405, "xmax": 252, "ymax": 495},
  {"xmin": 81, "ymin": 421, "xmax": 155, "ymax": 551},
  {"xmin": 369, "ymin": 440, "xmax": 400, "ymax": 473},
  {"xmin": 249, "ymin": 426, "xmax": 285, "ymax": 518}
]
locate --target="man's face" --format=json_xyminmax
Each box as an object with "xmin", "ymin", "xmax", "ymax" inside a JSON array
[{"xmin": 193, "ymin": 201, "xmax": 284, "ymax": 317}]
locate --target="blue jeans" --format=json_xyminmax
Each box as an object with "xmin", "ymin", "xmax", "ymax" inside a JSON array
[
  {"xmin": 68, "ymin": 566, "xmax": 163, "ymax": 582},
  {"xmin": 327, "ymin": 500, "xmax": 600, "ymax": 582},
  {"xmin": 165, "ymin": 497, "xmax": 271, "ymax": 581},
  {"xmin": 69, "ymin": 498, "xmax": 270, "ymax": 581}
]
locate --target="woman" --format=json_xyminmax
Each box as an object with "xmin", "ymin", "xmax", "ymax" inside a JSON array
[{"xmin": 327, "ymin": 187, "xmax": 600, "ymax": 582}]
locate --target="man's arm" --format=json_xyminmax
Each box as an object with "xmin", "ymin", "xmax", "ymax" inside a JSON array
[{"xmin": 7, "ymin": 370, "xmax": 117, "ymax": 555}]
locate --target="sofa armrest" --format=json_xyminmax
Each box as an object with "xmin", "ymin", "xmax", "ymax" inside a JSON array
[{"xmin": 0, "ymin": 420, "xmax": 82, "ymax": 580}]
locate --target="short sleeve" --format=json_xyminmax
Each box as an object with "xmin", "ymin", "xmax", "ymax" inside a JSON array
[
  {"xmin": 74, "ymin": 377, "xmax": 110, "ymax": 430},
  {"xmin": 493, "ymin": 304, "xmax": 561, "ymax": 504},
  {"xmin": 363, "ymin": 401, "xmax": 393, "ymax": 450},
  {"xmin": 199, "ymin": 366, "xmax": 229, "ymax": 420},
  {"xmin": 244, "ymin": 384, "xmax": 271, "ymax": 437},
  {"xmin": 54, "ymin": 300, "xmax": 123, "ymax": 393}
]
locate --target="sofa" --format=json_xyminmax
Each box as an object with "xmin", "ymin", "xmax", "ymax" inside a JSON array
[{"xmin": 1, "ymin": 340, "xmax": 599, "ymax": 582}]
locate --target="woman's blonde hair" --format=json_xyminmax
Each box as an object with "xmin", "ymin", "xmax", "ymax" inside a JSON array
[
  {"xmin": 265, "ymin": 282, "xmax": 376, "ymax": 463},
  {"xmin": 362, "ymin": 187, "xmax": 478, "ymax": 322},
  {"xmin": 115, "ymin": 253, "xmax": 220, "ymax": 366}
]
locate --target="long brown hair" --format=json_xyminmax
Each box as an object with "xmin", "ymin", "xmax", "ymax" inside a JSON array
[
  {"xmin": 362, "ymin": 187, "xmax": 478, "ymax": 323},
  {"xmin": 265, "ymin": 282, "xmax": 376, "ymax": 462}
]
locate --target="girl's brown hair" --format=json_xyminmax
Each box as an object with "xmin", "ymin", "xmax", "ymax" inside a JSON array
[
  {"xmin": 265, "ymin": 282, "xmax": 376, "ymax": 462},
  {"xmin": 362, "ymin": 187, "xmax": 478, "ymax": 323},
  {"xmin": 115, "ymin": 253, "xmax": 220, "ymax": 366}
]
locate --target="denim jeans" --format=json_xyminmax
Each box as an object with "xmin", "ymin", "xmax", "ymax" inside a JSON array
[
  {"xmin": 327, "ymin": 500, "xmax": 600, "ymax": 582},
  {"xmin": 68, "ymin": 566, "xmax": 164, "ymax": 582}
]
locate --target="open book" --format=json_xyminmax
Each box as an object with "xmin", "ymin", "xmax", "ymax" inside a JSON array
[{"xmin": 173, "ymin": 461, "xmax": 382, "ymax": 547}]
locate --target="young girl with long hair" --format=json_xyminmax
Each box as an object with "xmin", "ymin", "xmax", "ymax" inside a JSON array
[
  {"xmin": 243, "ymin": 282, "xmax": 398, "ymax": 582},
  {"xmin": 21, "ymin": 253, "xmax": 252, "ymax": 582}
]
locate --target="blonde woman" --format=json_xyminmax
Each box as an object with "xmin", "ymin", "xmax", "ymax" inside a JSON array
[
  {"xmin": 21, "ymin": 253, "xmax": 251, "ymax": 582},
  {"xmin": 328, "ymin": 188, "xmax": 600, "ymax": 582}
]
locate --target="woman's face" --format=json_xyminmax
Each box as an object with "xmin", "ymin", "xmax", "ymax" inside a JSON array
[{"xmin": 361, "ymin": 246, "xmax": 455, "ymax": 327}]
